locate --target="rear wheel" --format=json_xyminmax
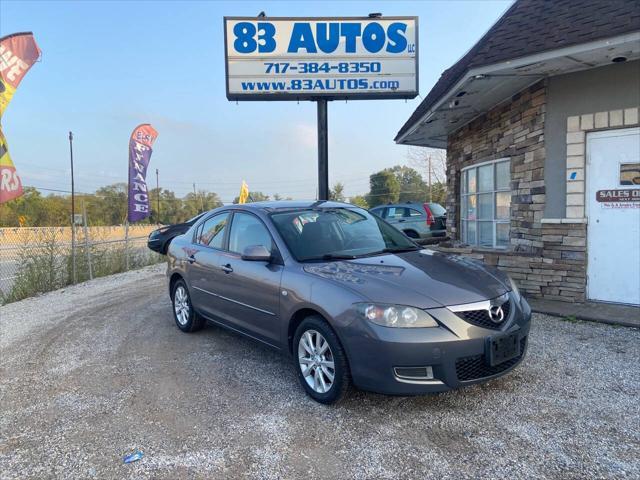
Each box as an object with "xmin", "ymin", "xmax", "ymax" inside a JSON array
[
  {"xmin": 403, "ymin": 229, "xmax": 419, "ymax": 239},
  {"xmin": 293, "ymin": 316, "xmax": 351, "ymax": 404},
  {"xmin": 171, "ymin": 279, "xmax": 204, "ymax": 332}
]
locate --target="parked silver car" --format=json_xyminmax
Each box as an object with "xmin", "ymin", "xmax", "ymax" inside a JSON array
[
  {"xmin": 167, "ymin": 201, "xmax": 530, "ymax": 404},
  {"xmin": 370, "ymin": 202, "xmax": 447, "ymax": 240}
]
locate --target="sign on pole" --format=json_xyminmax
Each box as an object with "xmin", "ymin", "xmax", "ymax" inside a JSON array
[{"xmin": 224, "ymin": 17, "xmax": 418, "ymax": 101}]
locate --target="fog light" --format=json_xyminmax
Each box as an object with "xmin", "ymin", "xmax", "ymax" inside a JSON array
[{"xmin": 394, "ymin": 366, "xmax": 434, "ymax": 380}]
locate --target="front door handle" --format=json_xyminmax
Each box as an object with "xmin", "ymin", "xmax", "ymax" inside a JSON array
[{"xmin": 221, "ymin": 264, "xmax": 233, "ymax": 274}]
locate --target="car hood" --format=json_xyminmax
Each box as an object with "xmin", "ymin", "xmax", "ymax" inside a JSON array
[{"xmin": 303, "ymin": 249, "xmax": 510, "ymax": 309}]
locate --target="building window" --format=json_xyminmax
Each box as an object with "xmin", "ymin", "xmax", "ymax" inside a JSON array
[{"xmin": 460, "ymin": 158, "xmax": 511, "ymax": 248}]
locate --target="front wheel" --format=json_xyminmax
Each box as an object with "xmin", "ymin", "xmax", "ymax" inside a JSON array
[
  {"xmin": 171, "ymin": 279, "xmax": 204, "ymax": 332},
  {"xmin": 293, "ymin": 316, "xmax": 351, "ymax": 404}
]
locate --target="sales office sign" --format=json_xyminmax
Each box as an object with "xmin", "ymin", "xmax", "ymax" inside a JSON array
[{"xmin": 224, "ymin": 17, "xmax": 418, "ymax": 101}]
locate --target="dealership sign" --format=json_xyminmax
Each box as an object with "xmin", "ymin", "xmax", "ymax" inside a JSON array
[
  {"xmin": 224, "ymin": 17, "xmax": 418, "ymax": 101},
  {"xmin": 596, "ymin": 189, "xmax": 640, "ymax": 209}
]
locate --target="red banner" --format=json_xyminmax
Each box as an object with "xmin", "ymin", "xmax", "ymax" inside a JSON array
[{"xmin": 0, "ymin": 32, "xmax": 41, "ymax": 204}]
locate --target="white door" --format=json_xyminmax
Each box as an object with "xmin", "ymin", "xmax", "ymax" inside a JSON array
[{"xmin": 586, "ymin": 127, "xmax": 640, "ymax": 305}]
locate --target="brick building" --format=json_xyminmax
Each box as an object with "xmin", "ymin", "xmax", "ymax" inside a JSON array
[{"xmin": 396, "ymin": 0, "xmax": 640, "ymax": 305}]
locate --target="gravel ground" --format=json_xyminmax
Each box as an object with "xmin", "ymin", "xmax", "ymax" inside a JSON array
[{"xmin": 1, "ymin": 264, "xmax": 638, "ymax": 479}]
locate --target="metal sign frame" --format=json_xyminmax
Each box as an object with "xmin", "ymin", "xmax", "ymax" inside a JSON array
[{"xmin": 223, "ymin": 16, "xmax": 419, "ymax": 102}]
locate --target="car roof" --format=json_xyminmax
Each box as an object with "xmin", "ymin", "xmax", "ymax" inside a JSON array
[
  {"xmin": 231, "ymin": 200, "xmax": 358, "ymax": 212},
  {"xmin": 376, "ymin": 202, "xmax": 424, "ymax": 208}
]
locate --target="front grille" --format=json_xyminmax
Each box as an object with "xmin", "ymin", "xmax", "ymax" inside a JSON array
[
  {"xmin": 457, "ymin": 298, "xmax": 511, "ymax": 330},
  {"xmin": 455, "ymin": 337, "xmax": 527, "ymax": 382}
]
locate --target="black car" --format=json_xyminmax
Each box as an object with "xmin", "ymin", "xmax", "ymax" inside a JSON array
[{"xmin": 147, "ymin": 212, "xmax": 206, "ymax": 254}]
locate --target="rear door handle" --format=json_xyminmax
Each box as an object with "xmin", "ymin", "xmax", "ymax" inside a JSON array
[{"xmin": 221, "ymin": 264, "xmax": 233, "ymax": 274}]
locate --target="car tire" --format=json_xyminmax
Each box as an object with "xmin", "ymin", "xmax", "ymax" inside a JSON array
[
  {"xmin": 293, "ymin": 316, "xmax": 351, "ymax": 405},
  {"xmin": 171, "ymin": 279, "xmax": 205, "ymax": 333},
  {"xmin": 403, "ymin": 229, "xmax": 419, "ymax": 239}
]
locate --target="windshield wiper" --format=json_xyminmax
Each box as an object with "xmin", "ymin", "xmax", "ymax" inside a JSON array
[
  {"xmin": 357, "ymin": 246, "xmax": 421, "ymax": 257},
  {"xmin": 300, "ymin": 253, "xmax": 358, "ymax": 262},
  {"xmin": 381, "ymin": 246, "xmax": 421, "ymax": 253}
]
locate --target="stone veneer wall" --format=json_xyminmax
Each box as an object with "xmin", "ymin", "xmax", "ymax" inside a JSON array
[
  {"xmin": 447, "ymin": 80, "xmax": 547, "ymax": 251},
  {"xmin": 435, "ymin": 221, "xmax": 586, "ymax": 301},
  {"xmin": 441, "ymin": 80, "xmax": 587, "ymax": 302}
]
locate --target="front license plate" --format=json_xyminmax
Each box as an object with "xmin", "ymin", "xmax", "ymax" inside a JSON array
[{"xmin": 487, "ymin": 332, "xmax": 520, "ymax": 366}]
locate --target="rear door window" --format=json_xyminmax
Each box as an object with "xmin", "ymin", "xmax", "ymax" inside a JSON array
[
  {"xmin": 387, "ymin": 207, "xmax": 407, "ymax": 219},
  {"xmin": 198, "ymin": 213, "xmax": 229, "ymax": 249},
  {"xmin": 408, "ymin": 208, "xmax": 423, "ymax": 217},
  {"xmin": 428, "ymin": 203, "xmax": 447, "ymax": 216}
]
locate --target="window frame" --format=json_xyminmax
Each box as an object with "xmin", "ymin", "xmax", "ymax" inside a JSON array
[
  {"xmin": 460, "ymin": 158, "xmax": 511, "ymax": 249},
  {"xmin": 193, "ymin": 211, "xmax": 231, "ymax": 251},
  {"xmin": 227, "ymin": 211, "xmax": 277, "ymax": 256}
]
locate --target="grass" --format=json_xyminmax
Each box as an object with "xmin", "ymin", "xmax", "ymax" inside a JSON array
[{"xmin": 0, "ymin": 229, "xmax": 163, "ymax": 305}]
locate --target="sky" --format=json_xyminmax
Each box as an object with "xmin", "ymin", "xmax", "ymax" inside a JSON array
[{"xmin": 1, "ymin": 0, "xmax": 512, "ymax": 202}]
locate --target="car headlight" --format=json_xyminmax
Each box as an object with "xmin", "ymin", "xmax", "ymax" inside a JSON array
[
  {"xmin": 508, "ymin": 276, "xmax": 521, "ymax": 302},
  {"xmin": 355, "ymin": 303, "xmax": 438, "ymax": 328}
]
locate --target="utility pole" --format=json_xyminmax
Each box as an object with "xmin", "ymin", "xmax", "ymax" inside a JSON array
[
  {"xmin": 68, "ymin": 131, "xmax": 76, "ymax": 284},
  {"xmin": 193, "ymin": 182, "xmax": 198, "ymax": 213},
  {"xmin": 428, "ymin": 155, "xmax": 432, "ymax": 203},
  {"xmin": 316, "ymin": 99, "xmax": 329, "ymax": 201},
  {"xmin": 155, "ymin": 168, "xmax": 160, "ymax": 223}
]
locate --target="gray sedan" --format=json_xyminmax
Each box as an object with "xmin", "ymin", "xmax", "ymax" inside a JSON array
[{"xmin": 167, "ymin": 201, "xmax": 531, "ymax": 404}]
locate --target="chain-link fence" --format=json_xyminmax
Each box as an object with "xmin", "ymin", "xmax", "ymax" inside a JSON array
[{"xmin": 0, "ymin": 225, "xmax": 163, "ymax": 305}]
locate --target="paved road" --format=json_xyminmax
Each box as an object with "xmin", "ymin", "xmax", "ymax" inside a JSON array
[{"xmin": 1, "ymin": 265, "xmax": 638, "ymax": 479}]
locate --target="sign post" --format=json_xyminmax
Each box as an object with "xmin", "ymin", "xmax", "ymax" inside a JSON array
[
  {"xmin": 317, "ymin": 99, "xmax": 329, "ymax": 200},
  {"xmin": 224, "ymin": 16, "xmax": 418, "ymax": 199}
]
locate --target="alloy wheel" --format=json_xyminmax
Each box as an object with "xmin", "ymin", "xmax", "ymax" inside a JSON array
[
  {"xmin": 298, "ymin": 329, "xmax": 335, "ymax": 394},
  {"xmin": 174, "ymin": 285, "xmax": 190, "ymax": 326}
]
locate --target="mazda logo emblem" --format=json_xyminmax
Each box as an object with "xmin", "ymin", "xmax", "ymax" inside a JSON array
[{"xmin": 489, "ymin": 305, "xmax": 505, "ymax": 323}]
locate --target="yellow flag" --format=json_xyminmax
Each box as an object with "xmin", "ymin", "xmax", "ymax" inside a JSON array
[{"xmin": 238, "ymin": 180, "xmax": 249, "ymax": 204}]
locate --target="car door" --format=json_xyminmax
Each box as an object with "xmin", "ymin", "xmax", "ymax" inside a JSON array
[
  {"xmin": 405, "ymin": 207, "xmax": 428, "ymax": 236},
  {"xmin": 385, "ymin": 206, "xmax": 403, "ymax": 227},
  {"xmin": 187, "ymin": 212, "xmax": 231, "ymax": 320},
  {"xmin": 214, "ymin": 211, "xmax": 283, "ymax": 346}
]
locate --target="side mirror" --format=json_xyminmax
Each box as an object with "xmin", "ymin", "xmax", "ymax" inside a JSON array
[{"xmin": 241, "ymin": 244, "xmax": 272, "ymax": 262}]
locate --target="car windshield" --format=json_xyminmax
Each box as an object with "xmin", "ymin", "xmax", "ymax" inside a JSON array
[{"xmin": 270, "ymin": 207, "xmax": 419, "ymax": 262}]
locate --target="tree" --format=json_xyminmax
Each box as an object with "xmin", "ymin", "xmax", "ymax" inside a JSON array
[
  {"xmin": 90, "ymin": 183, "xmax": 128, "ymax": 225},
  {"xmin": 389, "ymin": 165, "xmax": 427, "ymax": 203},
  {"xmin": 329, "ymin": 182, "xmax": 345, "ymax": 202},
  {"xmin": 407, "ymin": 147, "xmax": 447, "ymax": 202},
  {"xmin": 349, "ymin": 195, "xmax": 369, "ymax": 209},
  {"xmin": 366, "ymin": 169, "xmax": 400, "ymax": 207}
]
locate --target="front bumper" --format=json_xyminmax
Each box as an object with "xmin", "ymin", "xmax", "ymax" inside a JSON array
[{"xmin": 341, "ymin": 294, "xmax": 531, "ymax": 395}]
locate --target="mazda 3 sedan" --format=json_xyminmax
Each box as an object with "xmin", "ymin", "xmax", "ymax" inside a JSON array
[{"xmin": 166, "ymin": 201, "xmax": 531, "ymax": 404}]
